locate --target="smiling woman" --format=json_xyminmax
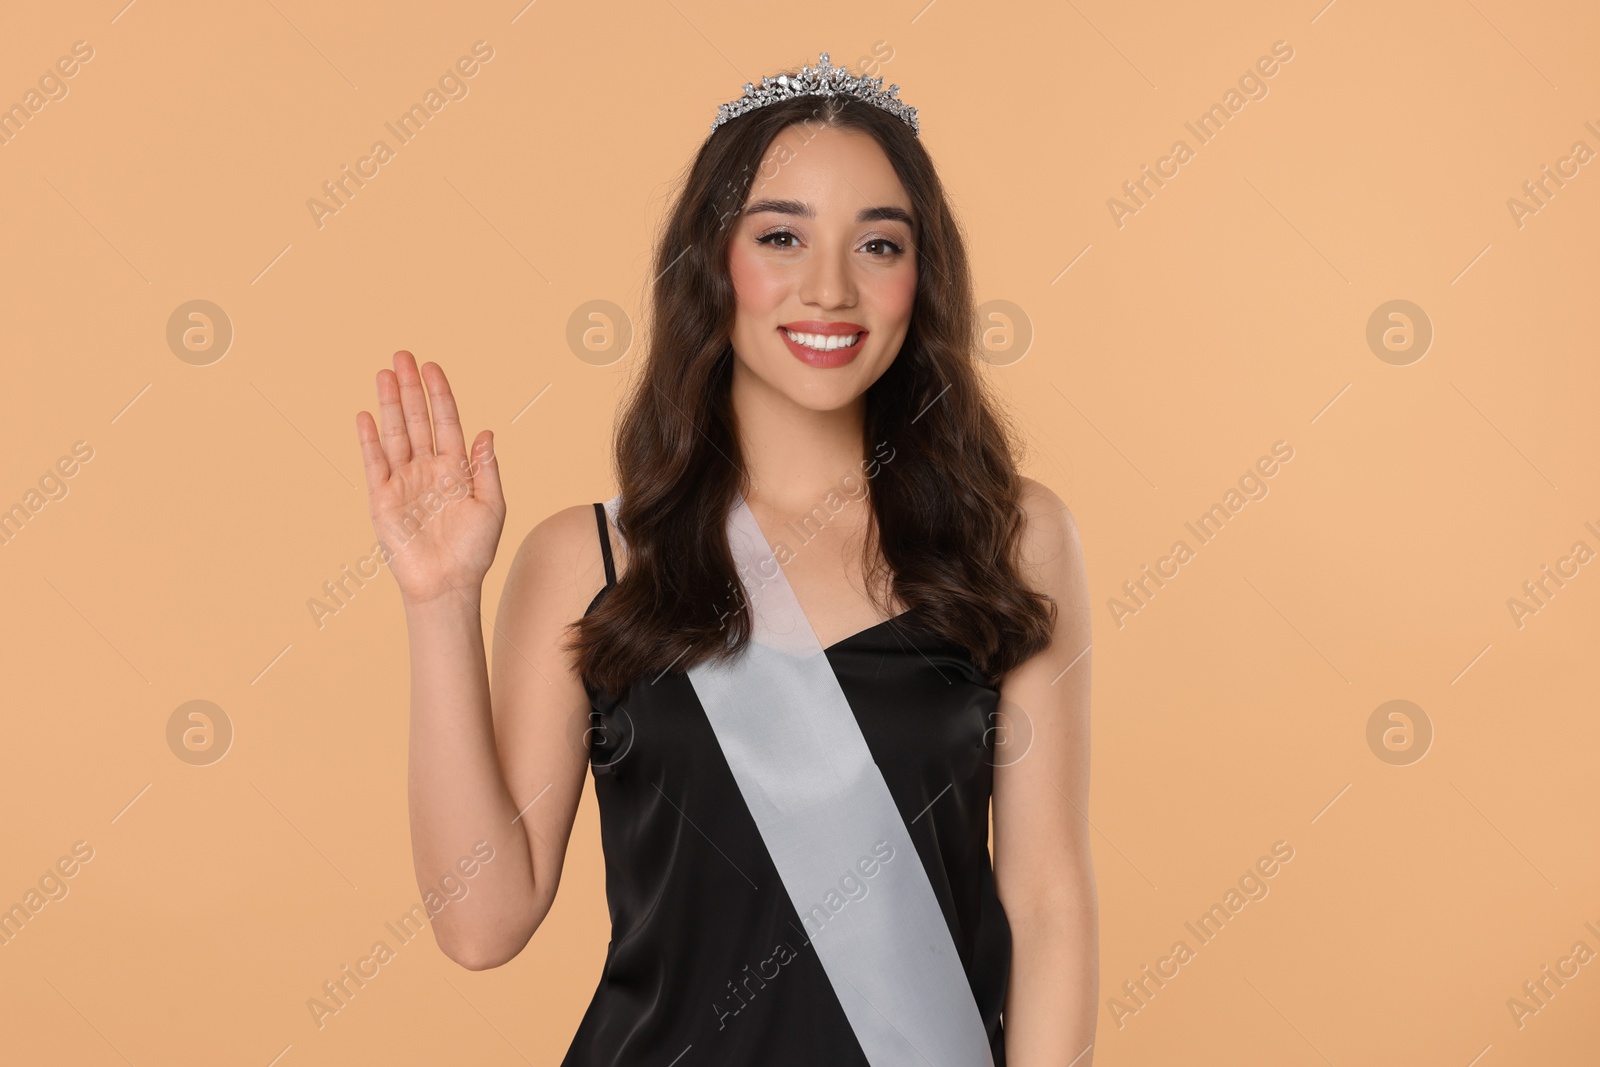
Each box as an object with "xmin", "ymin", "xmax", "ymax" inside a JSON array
[
  {"xmin": 355, "ymin": 50, "xmax": 1096, "ymax": 1067},
  {"xmin": 723, "ymin": 143, "xmax": 917, "ymax": 410},
  {"xmin": 743, "ymin": 193, "xmax": 913, "ymax": 369}
]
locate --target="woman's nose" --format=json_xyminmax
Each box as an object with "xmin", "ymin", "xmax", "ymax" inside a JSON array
[{"xmin": 799, "ymin": 245, "xmax": 856, "ymax": 308}]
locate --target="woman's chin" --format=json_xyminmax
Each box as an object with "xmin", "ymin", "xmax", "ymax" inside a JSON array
[
  {"xmin": 772, "ymin": 369, "xmax": 877, "ymax": 413},
  {"xmin": 733, "ymin": 353, "xmax": 877, "ymax": 413}
]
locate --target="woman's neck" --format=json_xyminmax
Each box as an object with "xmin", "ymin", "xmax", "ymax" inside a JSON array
[{"xmin": 729, "ymin": 362, "xmax": 867, "ymax": 515}]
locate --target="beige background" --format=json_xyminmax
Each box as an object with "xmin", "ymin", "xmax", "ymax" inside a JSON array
[{"xmin": 2, "ymin": 0, "xmax": 1596, "ymax": 1063}]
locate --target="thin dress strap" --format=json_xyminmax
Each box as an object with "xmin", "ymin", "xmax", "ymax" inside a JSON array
[{"xmin": 592, "ymin": 501, "xmax": 617, "ymax": 587}]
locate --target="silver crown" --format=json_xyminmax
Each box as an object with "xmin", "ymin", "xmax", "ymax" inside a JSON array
[{"xmin": 710, "ymin": 51, "xmax": 919, "ymax": 137}]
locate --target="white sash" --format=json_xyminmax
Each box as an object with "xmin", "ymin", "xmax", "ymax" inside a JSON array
[{"xmin": 605, "ymin": 496, "xmax": 994, "ymax": 1066}]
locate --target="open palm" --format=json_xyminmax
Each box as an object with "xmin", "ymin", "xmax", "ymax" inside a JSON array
[{"xmin": 355, "ymin": 351, "xmax": 506, "ymax": 607}]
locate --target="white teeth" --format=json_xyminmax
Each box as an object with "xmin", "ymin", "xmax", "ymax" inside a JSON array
[{"xmin": 783, "ymin": 328, "xmax": 860, "ymax": 351}]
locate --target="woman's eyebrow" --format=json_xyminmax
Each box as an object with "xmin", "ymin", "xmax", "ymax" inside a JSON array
[
  {"xmin": 859, "ymin": 205, "xmax": 914, "ymax": 226},
  {"xmin": 742, "ymin": 198, "xmax": 913, "ymax": 226}
]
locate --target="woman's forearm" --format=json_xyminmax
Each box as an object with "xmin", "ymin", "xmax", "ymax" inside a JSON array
[
  {"xmin": 403, "ymin": 588, "xmax": 539, "ymax": 969},
  {"xmin": 1004, "ymin": 894, "xmax": 1099, "ymax": 1065}
]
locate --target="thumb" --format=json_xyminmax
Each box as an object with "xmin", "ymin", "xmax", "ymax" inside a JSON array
[{"xmin": 468, "ymin": 430, "xmax": 504, "ymax": 509}]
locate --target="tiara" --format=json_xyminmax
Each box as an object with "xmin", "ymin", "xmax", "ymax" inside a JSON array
[{"xmin": 710, "ymin": 51, "xmax": 920, "ymax": 137}]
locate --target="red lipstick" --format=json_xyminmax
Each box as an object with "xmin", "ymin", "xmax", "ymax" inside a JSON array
[{"xmin": 777, "ymin": 321, "xmax": 867, "ymax": 368}]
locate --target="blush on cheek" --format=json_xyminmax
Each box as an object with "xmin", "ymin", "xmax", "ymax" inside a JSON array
[
  {"xmin": 858, "ymin": 263, "xmax": 916, "ymax": 338},
  {"xmin": 727, "ymin": 242, "xmax": 786, "ymax": 318},
  {"xmin": 879, "ymin": 268, "xmax": 916, "ymax": 318}
]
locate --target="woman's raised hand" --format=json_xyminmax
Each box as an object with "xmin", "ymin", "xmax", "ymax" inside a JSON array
[{"xmin": 356, "ymin": 351, "xmax": 506, "ymax": 607}]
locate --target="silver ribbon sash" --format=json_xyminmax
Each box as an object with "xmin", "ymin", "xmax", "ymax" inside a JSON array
[{"xmin": 605, "ymin": 495, "xmax": 994, "ymax": 1066}]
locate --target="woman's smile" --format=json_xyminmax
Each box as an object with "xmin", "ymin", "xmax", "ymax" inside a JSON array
[{"xmin": 779, "ymin": 321, "xmax": 868, "ymax": 367}]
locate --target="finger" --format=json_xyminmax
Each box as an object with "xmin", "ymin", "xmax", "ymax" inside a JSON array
[
  {"xmin": 393, "ymin": 350, "xmax": 436, "ymax": 459},
  {"xmin": 468, "ymin": 430, "xmax": 505, "ymax": 510},
  {"xmin": 375, "ymin": 366, "xmax": 411, "ymax": 467},
  {"xmin": 355, "ymin": 409, "xmax": 392, "ymax": 493},
  {"xmin": 421, "ymin": 361, "xmax": 469, "ymax": 460}
]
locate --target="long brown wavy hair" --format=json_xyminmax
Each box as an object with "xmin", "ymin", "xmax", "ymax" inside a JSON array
[{"xmin": 568, "ymin": 87, "xmax": 1056, "ymax": 698}]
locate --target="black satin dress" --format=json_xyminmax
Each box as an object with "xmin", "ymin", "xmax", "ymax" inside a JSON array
[{"xmin": 561, "ymin": 504, "xmax": 1011, "ymax": 1066}]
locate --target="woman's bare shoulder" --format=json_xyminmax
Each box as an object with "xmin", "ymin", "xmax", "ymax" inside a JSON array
[
  {"xmin": 1015, "ymin": 476, "xmax": 1081, "ymax": 567},
  {"xmin": 497, "ymin": 501, "xmax": 617, "ymax": 628}
]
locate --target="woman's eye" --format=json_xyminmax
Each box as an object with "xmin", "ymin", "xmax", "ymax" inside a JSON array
[
  {"xmin": 754, "ymin": 231, "xmax": 904, "ymax": 256},
  {"xmin": 756, "ymin": 230, "xmax": 798, "ymax": 248}
]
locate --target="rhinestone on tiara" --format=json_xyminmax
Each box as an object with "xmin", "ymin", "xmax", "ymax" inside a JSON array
[{"xmin": 710, "ymin": 51, "xmax": 920, "ymax": 137}]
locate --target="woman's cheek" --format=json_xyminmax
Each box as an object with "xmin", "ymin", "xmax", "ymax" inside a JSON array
[
  {"xmin": 867, "ymin": 259, "xmax": 917, "ymax": 323},
  {"xmin": 727, "ymin": 244, "xmax": 786, "ymax": 312}
]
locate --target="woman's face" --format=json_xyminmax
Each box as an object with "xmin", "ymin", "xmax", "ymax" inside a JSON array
[{"xmin": 726, "ymin": 124, "xmax": 918, "ymax": 414}]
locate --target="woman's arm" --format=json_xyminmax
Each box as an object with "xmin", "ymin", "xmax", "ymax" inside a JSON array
[
  {"xmin": 357, "ymin": 352, "xmax": 599, "ymax": 970},
  {"xmin": 992, "ymin": 477, "xmax": 1098, "ymax": 1065},
  {"xmin": 401, "ymin": 506, "xmax": 600, "ymax": 969}
]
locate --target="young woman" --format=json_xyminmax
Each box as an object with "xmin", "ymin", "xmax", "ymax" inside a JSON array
[{"xmin": 356, "ymin": 54, "xmax": 1096, "ymax": 1066}]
